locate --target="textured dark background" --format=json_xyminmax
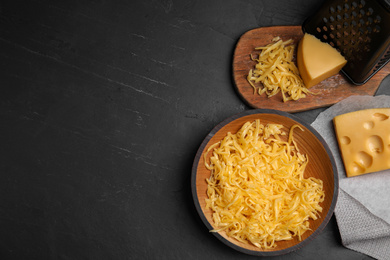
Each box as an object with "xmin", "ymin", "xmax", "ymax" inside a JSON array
[{"xmin": 1, "ymin": 0, "xmax": 389, "ymax": 259}]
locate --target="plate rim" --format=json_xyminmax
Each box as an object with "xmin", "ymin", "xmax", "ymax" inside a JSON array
[{"xmin": 191, "ymin": 108, "xmax": 339, "ymax": 256}]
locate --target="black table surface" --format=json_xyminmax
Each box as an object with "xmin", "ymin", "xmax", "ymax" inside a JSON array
[{"xmin": 1, "ymin": 0, "xmax": 389, "ymax": 259}]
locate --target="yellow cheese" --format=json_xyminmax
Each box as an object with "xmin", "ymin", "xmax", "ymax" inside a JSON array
[
  {"xmin": 333, "ymin": 108, "xmax": 390, "ymax": 177},
  {"xmin": 297, "ymin": 33, "xmax": 347, "ymax": 88}
]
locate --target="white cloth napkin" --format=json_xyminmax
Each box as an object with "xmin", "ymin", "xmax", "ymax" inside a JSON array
[{"xmin": 311, "ymin": 95, "xmax": 390, "ymax": 260}]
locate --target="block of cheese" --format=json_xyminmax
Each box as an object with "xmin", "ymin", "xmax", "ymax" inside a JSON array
[
  {"xmin": 333, "ymin": 108, "xmax": 390, "ymax": 177},
  {"xmin": 297, "ymin": 33, "xmax": 347, "ymax": 88}
]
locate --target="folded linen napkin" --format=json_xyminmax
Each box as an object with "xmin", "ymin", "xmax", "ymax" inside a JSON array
[{"xmin": 311, "ymin": 95, "xmax": 390, "ymax": 260}]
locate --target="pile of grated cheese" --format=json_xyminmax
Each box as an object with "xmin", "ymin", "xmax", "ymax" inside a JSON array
[
  {"xmin": 247, "ymin": 37, "xmax": 315, "ymax": 102},
  {"xmin": 204, "ymin": 120, "xmax": 325, "ymax": 249}
]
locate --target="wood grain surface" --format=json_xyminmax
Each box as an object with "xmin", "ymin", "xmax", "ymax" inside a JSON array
[
  {"xmin": 232, "ymin": 26, "xmax": 390, "ymax": 113},
  {"xmin": 192, "ymin": 110, "xmax": 338, "ymax": 256}
]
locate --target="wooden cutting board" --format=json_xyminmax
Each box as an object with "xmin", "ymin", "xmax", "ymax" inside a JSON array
[{"xmin": 232, "ymin": 26, "xmax": 390, "ymax": 113}]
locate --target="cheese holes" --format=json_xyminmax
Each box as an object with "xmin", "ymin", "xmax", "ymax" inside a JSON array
[
  {"xmin": 351, "ymin": 162, "xmax": 365, "ymax": 175},
  {"xmin": 341, "ymin": 136, "xmax": 351, "ymax": 145},
  {"xmin": 363, "ymin": 121, "xmax": 374, "ymax": 129},
  {"xmin": 373, "ymin": 113, "xmax": 389, "ymax": 121},
  {"xmin": 367, "ymin": 135, "xmax": 384, "ymax": 154},
  {"xmin": 355, "ymin": 151, "xmax": 373, "ymax": 169}
]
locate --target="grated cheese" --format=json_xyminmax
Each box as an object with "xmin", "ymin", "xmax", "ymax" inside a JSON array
[
  {"xmin": 204, "ymin": 120, "xmax": 325, "ymax": 249},
  {"xmin": 247, "ymin": 37, "xmax": 316, "ymax": 102}
]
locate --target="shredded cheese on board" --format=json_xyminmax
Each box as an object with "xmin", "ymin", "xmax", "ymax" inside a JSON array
[
  {"xmin": 247, "ymin": 37, "xmax": 315, "ymax": 102},
  {"xmin": 204, "ymin": 120, "xmax": 325, "ymax": 249}
]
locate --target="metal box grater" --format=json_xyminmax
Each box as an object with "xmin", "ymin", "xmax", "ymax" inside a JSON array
[{"xmin": 302, "ymin": 0, "xmax": 390, "ymax": 85}]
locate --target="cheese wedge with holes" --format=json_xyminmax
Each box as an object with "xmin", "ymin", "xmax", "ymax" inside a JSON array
[
  {"xmin": 333, "ymin": 108, "xmax": 390, "ymax": 177},
  {"xmin": 297, "ymin": 33, "xmax": 347, "ymax": 88}
]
